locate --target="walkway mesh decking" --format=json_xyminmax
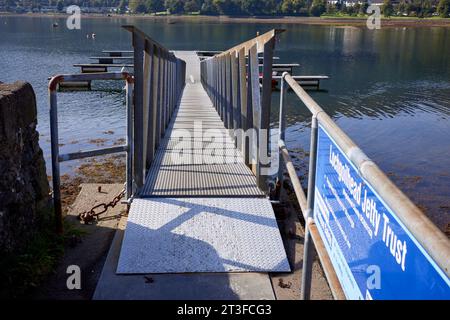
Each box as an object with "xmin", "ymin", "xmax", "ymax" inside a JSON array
[
  {"xmin": 141, "ymin": 81, "xmax": 265, "ymax": 197},
  {"xmin": 117, "ymin": 52, "xmax": 288, "ymax": 274}
]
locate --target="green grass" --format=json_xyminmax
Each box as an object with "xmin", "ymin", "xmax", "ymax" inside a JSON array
[
  {"xmin": 0, "ymin": 210, "xmax": 85, "ymax": 299},
  {"xmin": 321, "ymin": 13, "xmax": 367, "ymax": 19}
]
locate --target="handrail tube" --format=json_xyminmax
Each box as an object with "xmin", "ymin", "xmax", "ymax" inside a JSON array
[
  {"xmin": 49, "ymin": 72, "xmax": 134, "ymax": 233},
  {"xmin": 216, "ymin": 29, "xmax": 285, "ymax": 57},
  {"xmin": 280, "ymin": 73, "xmax": 450, "ymax": 300},
  {"xmin": 279, "ymin": 140, "xmax": 346, "ymax": 299},
  {"xmin": 59, "ymin": 145, "xmax": 128, "ymax": 162},
  {"xmin": 278, "ymin": 140, "xmax": 307, "ymax": 215},
  {"xmin": 283, "ymin": 73, "xmax": 450, "ymax": 278}
]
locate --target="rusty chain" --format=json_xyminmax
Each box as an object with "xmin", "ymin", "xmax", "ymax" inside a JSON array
[{"xmin": 78, "ymin": 188, "xmax": 126, "ymax": 224}]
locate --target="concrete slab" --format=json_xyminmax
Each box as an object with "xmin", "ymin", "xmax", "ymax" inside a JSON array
[{"xmin": 93, "ymin": 217, "xmax": 276, "ymax": 300}]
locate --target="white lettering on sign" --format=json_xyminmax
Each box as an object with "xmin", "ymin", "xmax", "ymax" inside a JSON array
[
  {"xmin": 382, "ymin": 214, "xmax": 407, "ymax": 271},
  {"xmin": 328, "ymin": 145, "xmax": 408, "ymax": 271}
]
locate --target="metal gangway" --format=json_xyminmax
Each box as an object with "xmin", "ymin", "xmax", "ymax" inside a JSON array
[{"xmin": 49, "ymin": 26, "xmax": 450, "ymax": 300}]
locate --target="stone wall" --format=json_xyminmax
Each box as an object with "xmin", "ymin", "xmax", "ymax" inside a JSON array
[{"xmin": 0, "ymin": 81, "xmax": 50, "ymax": 253}]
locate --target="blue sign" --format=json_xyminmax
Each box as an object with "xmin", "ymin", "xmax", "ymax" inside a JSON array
[{"xmin": 313, "ymin": 125, "xmax": 450, "ymax": 300}]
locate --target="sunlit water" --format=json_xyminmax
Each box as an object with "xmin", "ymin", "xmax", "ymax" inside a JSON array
[{"xmin": 0, "ymin": 16, "xmax": 449, "ymax": 231}]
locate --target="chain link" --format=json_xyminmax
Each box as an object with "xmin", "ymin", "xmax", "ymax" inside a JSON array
[{"xmin": 78, "ymin": 188, "xmax": 126, "ymax": 224}]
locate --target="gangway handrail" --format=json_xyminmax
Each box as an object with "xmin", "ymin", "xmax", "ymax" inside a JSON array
[
  {"xmin": 48, "ymin": 72, "xmax": 134, "ymax": 233},
  {"xmin": 123, "ymin": 25, "xmax": 186, "ymax": 193},
  {"xmin": 200, "ymin": 29, "xmax": 284, "ymax": 189},
  {"xmin": 49, "ymin": 27, "xmax": 186, "ymax": 233},
  {"xmin": 277, "ymin": 72, "xmax": 450, "ymax": 299},
  {"xmin": 216, "ymin": 29, "xmax": 285, "ymax": 57}
]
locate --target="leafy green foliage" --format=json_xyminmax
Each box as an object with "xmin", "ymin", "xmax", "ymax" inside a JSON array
[
  {"xmin": 437, "ymin": 0, "xmax": 450, "ymax": 17},
  {"xmin": 0, "ymin": 208, "xmax": 84, "ymax": 299},
  {"xmin": 309, "ymin": 0, "xmax": 325, "ymax": 16},
  {"xmin": 382, "ymin": 0, "xmax": 393, "ymax": 17}
]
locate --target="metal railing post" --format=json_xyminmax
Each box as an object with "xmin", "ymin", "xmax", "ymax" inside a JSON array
[
  {"xmin": 49, "ymin": 87, "xmax": 63, "ymax": 234},
  {"xmin": 301, "ymin": 114, "xmax": 319, "ymax": 300},
  {"xmin": 277, "ymin": 72, "xmax": 288, "ymax": 198},
  {"xmin": 132, "ymin": 33, "xmax": 145, "ymax": 191},
  {"xmin": 126, "ymin": 80, "xmax": 134, "ymax": 200},
  {"xmin": 48, "ymin": 72, "xmax": 134, "ymax": 232}
]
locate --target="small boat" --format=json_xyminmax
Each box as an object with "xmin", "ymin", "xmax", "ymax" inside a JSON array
[
  {"xmin": 52, "ymin": 22, "xmax": 59, "ymax": 28},
  {"xmin": 92, "ymin": 33, "xmax": 96, "ymax": 39}
]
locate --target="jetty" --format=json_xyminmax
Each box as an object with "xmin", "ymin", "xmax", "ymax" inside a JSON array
[
  {"xmin": 68, "ymin": 43, "xmax": 328, "ymax": 91},
  {"xmin": 48, "ymin": 26, "xmax": 450, "ymax": 300}
]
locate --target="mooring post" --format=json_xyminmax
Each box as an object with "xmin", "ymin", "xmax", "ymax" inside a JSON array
[{"xmin": 301, "ymin": 114, "xmax": 319, "ymax": 300}]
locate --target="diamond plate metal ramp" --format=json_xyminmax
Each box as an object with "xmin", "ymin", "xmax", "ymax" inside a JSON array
[
  {"xmin": 93, "ymin": 217, "xmax": 276, "ymax": 300},
  {"xmin": 116, "ymin": 198, "xmax": 290, "ymax": 274}
]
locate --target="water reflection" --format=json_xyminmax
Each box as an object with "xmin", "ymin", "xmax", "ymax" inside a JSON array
[{"xmin": 0, "ymin": 16, "xmax": 448, "ymax": 231}]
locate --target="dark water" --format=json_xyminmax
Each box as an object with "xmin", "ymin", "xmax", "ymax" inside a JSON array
[{"xmin": 0, "ymin": 16, "xmax": 449, "ymax": 231}]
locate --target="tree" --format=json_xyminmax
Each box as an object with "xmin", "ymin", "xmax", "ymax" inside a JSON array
[
  {"xmin": 309, "ymin": 0, "xmax": 326, "ymax": 16},
  {"xmin": 129, "ymin": 0, "xmax": 147, "ymax": 12},
  {"xmin": 165, "ymin": 0, "xmax": 184, "ymax": 13},
  {"xmin": 382, "ymin": 0, "xmax": 393, "ymax": 17},
  {"xmin": 360, "ymin": 0, "xmax": 369, "ymax": 14},
  {"xmin": 4, "ymin": 0, "xmax": 16, "ymax": 9},
  {"xmin": 212, "ymin": 0, "xmax": 233, "ymax": 14},
  {"xmin": 56, "ymin": 0, "xmax": 64, "ymax": 11},
  {"xmin": 422, "ymin": 0, "xmax": 434, "ymax": 17},
  {"xmin": 241, "ymin": 0, "xmax": 267, "ymax": 15},
  {"xmin": 201, "ymin": 0, "xmax": 219, "ymax": 14},
  {"xmin": 397, "ymin": 0, "xmax": 407, "ymax": 15},
  {"xmin": 146, "ymin": 0, "xmax": 165, "ymax": 12},
  {"xmin": 184, "ymin": 0, "xmax": 200, "ymax": 12},
  {"xmin": 437, "ymin": 0, "xmax": 450, "ymax": 17},
  {"xmin": 118, "ymin": 0, "xmax": 127, "ymax": 13},
  {"xmin": 280, "ymin": 0, "xmax": 306, "ymax": 14},
  {"xmin": 326, "ymin": 3, "xmax": 336, "ymax": 14}
]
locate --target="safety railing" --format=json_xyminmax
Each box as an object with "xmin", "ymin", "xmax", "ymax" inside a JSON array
[
  {"xmin": 200, "ymin": 29, "xmax": 285, "ymax": 190},
  {"xmin": 277, "ymin": 72, "xmax": 450, "ymax": 300},
  {"xmin": 49, "ymin": 26, "xmax": 186, "ymax": 233},
  {"xmin": 48, "ymin": 72, "xmax": 134, "ymax": 233},
  {"xmin": 124, "ymin": 25, "xmax": 186, "ymax": 194}
]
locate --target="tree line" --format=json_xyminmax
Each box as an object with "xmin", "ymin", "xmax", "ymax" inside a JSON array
[
  {"xmin": 1, "ymin": 0, "xmax": 449, "ymax": 18},
  {"xmin": 127, "ymin": 0, "xmax": 450, "ymax": 18}
]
